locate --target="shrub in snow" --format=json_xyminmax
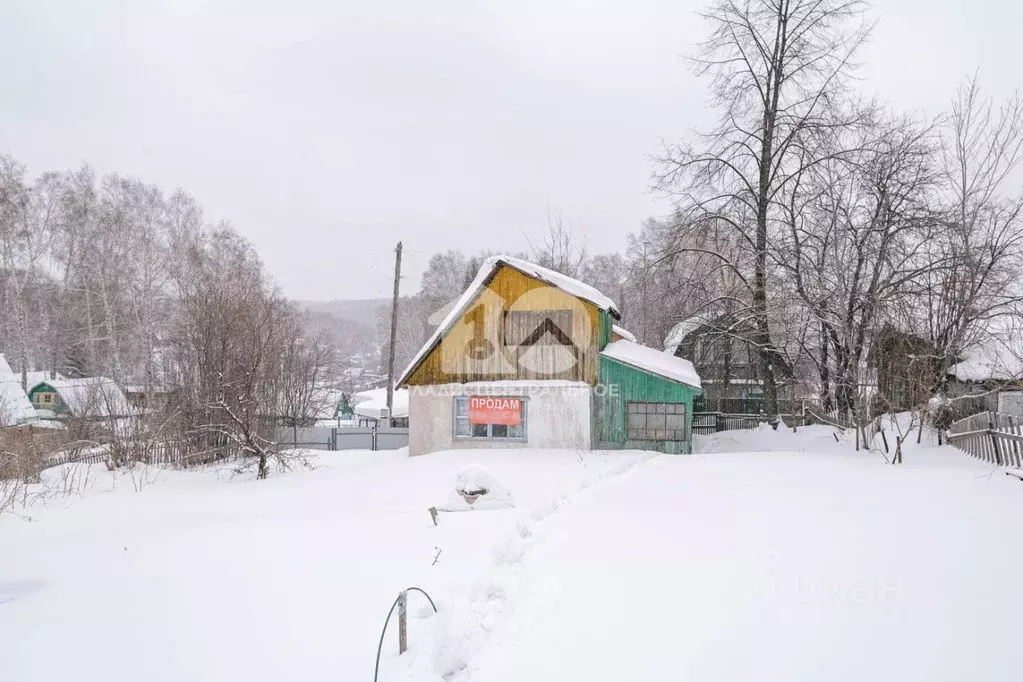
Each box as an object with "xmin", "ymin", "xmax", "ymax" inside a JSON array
[
  {"xmin": 438, "ymin": 464, "xmax": 514, "ymax": 511},
  {"xmin": 925, "ymin": 393, "xmax": 954, "ymax": 431}
]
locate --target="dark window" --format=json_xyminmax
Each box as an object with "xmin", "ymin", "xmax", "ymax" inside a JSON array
[{"xmin": 627, "ymin": 402, "xmax": 686, "ymax": 441}]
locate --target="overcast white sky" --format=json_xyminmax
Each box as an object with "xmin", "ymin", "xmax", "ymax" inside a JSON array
[{"xmin": 1, "ymin": 0, "xmax": 1019, "ymax": 300}]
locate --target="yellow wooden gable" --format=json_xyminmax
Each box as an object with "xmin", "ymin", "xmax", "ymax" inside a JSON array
[{"xmin": 403, "ymin": 263, "xmax": 605, "ymax": 386}]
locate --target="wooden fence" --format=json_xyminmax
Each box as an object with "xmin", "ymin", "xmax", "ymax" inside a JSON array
[
  {"xmin": 43, "ymin": 440, "xmax": 243, "ymax": 470},
  {"xmin": 947, "ymin": 411, "xmax": 1023, "ymax": 467}
]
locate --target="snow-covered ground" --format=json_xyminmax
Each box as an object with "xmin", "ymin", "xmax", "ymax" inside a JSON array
[
  {"xmin": 0, "ymin": 448, "xmax": 649, "ymax": 682},
  {"xmin": 3, "ymin": 423, "xmax": 1022, "ymax": 681}
]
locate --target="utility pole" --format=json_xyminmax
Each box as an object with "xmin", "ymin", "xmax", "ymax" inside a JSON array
[
  {"xmin": 386, "ymin": 241, "xmax": 403, "ymax": 426},
  {"xmin": 641, "ymin": 241, "xmax": 648, "ymax": 345}
]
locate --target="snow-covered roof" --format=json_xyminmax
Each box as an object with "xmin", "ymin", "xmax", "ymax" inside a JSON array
[
  {"xmin": 121, "ymin": 384, "xmax": 173, "ymax": 394},
  {"xmin": 0, "ymin": 356, "xmax": 66, "ymax": 387},
  {"xmin": 600, "ymin": 339, "xmax": 702, "ymax": 389},
  {"xmin": 0, "ymin": 378, "xmax": 35, "ymax": 427},
  {"xmin": 398, "ymin": 255, "xmax": 621, "ymax": 386},
  {"xmin": 24, "ymin": 418, "xmax": 64, "ymax": 430},
  {"xmin": 612, "ymin": 325, "xmax": 637, "ymax": 342},
  {"xmin": 351, "ymin": 387, "xmax": 409, "ymax": 420},
  {"xmin": 306, "ymin": 385, "xmax": 346, "ymax": 420},
  {"xmin": 34, "ymin": 377, "xmax": 133, "ymax": 418},
  {"xmin": 0, "ymin": 355, "xmax": 35, "ymax": 427},
  {"xmin": 663, "ymin": 315, "xmax": 713, "ymax": 353},
  {"xmin": 948, "ymin": 332, "xmax": 1023, "ymax": 382},
  {"xmin": 27, "ymin": 370, "xmax": 64, "ymax": 386}
]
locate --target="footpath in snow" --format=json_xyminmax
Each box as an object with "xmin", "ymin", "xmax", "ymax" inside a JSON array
[
  {"xmin": 3, "ymin": 422, "xmax": 1023, "ymax": 681},
  {"xmin": 0, "ymin": 447, "xmax": 647, "ymax": 682}
]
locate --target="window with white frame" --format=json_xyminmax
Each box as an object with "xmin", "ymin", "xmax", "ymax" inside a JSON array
[
  {"xmin": 627, "ymin": 402, "xmax": 686, "ymax": 441},
  {"xmin": 454, "ymin": 396, "xmax": 526, "ymax": 440}
]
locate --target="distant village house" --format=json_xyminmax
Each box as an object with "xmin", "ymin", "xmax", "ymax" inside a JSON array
[{"xmin": 28, "ymin": 377, "xmax": 132, "ymax": 419}]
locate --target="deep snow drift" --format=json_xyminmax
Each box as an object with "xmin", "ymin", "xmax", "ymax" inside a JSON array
[{"xmin": 2, "ymin": 424, "xmax": 1022, "ymax": 681}]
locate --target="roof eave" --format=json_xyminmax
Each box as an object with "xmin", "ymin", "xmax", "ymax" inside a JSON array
[
  {"xmin": 397, "ymin": 259, "xmax": 620, "ymax": 387},
  {"xmin": 600, "ymin": 353, "xmax": 702, "ymax": 390}
]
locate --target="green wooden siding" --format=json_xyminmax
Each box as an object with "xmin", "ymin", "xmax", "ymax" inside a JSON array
[
  {"xmin": 596, "ymin": 356, "xmax": 701, "ymax": 454},
  {"xmin": 28, "ymin": 383, "xmax": 65, "ymax": 414},
  {"xmin": 597, "ymin": 309, "xmax": 613, "ymax": 351}
]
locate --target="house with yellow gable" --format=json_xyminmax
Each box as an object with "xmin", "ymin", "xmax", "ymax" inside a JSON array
[{"xmin": 397, "ymin": 255, "xmax": 702, "ymax": 455}]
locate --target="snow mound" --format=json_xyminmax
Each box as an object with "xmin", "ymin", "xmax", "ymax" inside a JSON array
[
  {"xmin": 695, "ymin": 414, "xmax": 976, "ymax": 468},
  {"xmin": 438, "ymin": 464, "xmax": 515, "ymax": 511}
]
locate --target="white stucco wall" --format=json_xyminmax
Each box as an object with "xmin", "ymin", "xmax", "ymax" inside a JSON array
[{"xmin": 408, "ymin": 382, "xmax": 592, "ymax": 456}]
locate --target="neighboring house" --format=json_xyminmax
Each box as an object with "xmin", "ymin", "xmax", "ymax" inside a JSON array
[
  {"xmin": 664, "ymin": 314, "xmax": 769, "ymax": 402},
  {"xmin": 946, "ymin": 326, "xmax": 1023, "ymax": 414},
  {"xmin": 305, "ymin": 386, "xmax": 359, "ymax": 426},
  {"xmin": 28, "ymin": 377, "xmax": 132, "ymax": 419},
  {"xmin": 351, "ymin": 387, "xmax": 410, "ymax": 428},
  {"xmin": 337, "ymin": 393, "xmax": 355, "ymax": 419},
  {"xmin": 398, "ymin": 255, "xmax": 702, "ymax": 456},
  {"xmin": 123, "ymin": 384, "xmax": 175, "ymax": 411},
  {"xmin": 0, "ymin": 354, "xmax": 36, "ymax": 427},
  {"xmin": 866, "ymin": 326, "xmax": 940, "ymax": 411},
  {"xmin": 662, "ymin": 312, "xmax": 818, "ymax": 410}
]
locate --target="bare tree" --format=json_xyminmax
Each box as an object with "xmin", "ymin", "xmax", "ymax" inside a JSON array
[
  {"xmin": 779, "ymin": 112, "xmax": 942, "ymax": 425},
  {"xmin": 657, "ymin": 0, "xmax": 872, "ymax": 423},
  {"xmin": 529, "ymin": 207, "xmax": 587, "ymax": 278},
  {"xmin": 920, "ymin": 76, "xmax": 1023, "ymax": 390}
]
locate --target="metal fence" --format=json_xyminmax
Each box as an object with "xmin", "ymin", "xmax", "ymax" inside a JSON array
[
  {"xmin": 274, "ymin": 426, "xmax": 409, "ymax": 451},
  {"xmin": 947, "ymin": 411, "xmax": 1023, "ymax": 467},
  {"xmin": 692, "ymin": 411, "xmax": 811, "ymax": 435},
  {"xmin": 693, "ymin": 397, "xmax": 811, "ymax": 415},
  {"xmin": 33, "ymin": 427, "xmax": 408, "ymax": 476}
]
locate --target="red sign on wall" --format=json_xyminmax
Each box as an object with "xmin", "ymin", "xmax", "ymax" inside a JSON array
[{"xmin": 469, "ymin": 396, "xmax": 522, "ymax": 425}]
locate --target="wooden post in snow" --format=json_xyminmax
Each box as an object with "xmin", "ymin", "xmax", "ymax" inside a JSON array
[
  {"xmin": 397, "ymin": 590, "xmax": 408, "ymax": 654},
  {"xmin": 989, "ymin": 415, "xmax": 1003, "ymax": 466},
  {"xmin": 386, "ymin": 241, "xmax": 403, "ymax": 427}
]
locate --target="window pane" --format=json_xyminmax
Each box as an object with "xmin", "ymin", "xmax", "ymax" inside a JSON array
[
  {"xmin": 492, "ymin": 423, "xmax": 509, "ymax": 438},
  {"xmin": 454, "ymin": 397, "xmax": 468, "ymax": 416},
  {"xmin": 665, "ymin": 414, "xmax": 683, "ymax": 429},
  {"xmin": 454, "ymin": 417, "xmax": 470, "ymax": 437},
  {"xmin": 627, "ymin": 402, "xmax": 639, "ymax": 413},
  {"xmin": 647, "ymin": 414, "xmax": 666, "ymax": 429},
  {"xmin": 507, "ymin": 423, "xmax": 524, "ymax": 439},
  {"xmin": 472, "ymin": 423, "xmax": 488, "ymax": 437}
]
